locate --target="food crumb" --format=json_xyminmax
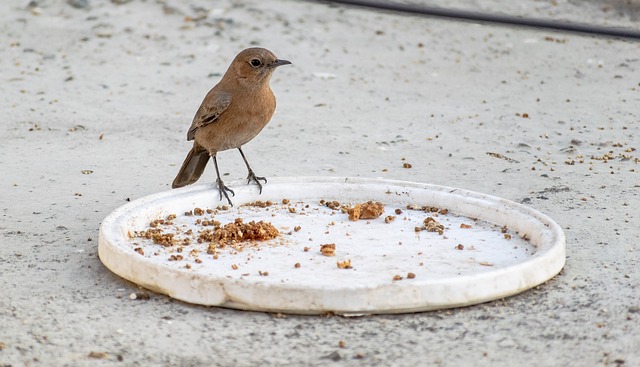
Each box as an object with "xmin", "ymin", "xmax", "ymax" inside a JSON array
[
  {"xmin": 455, "ymin": 244, "xmax": 464, "ymax": 250},
  {"xmin": 460, "ymin": 223, "xmax": 473, "ymax": 229},
  {"xmin": 294, "ymin": 225, "xmax": 301, "ymax": 232},
  {"xmin": 392, "ymin": 275, "xmax": 403, "ymax": 281},
  {"xmin": 244, "ymin": 200, "xmax": 274, "ymax": 208},
  {"xmin": 231, "ymin": 264, "xmax": 238, "ymax": 270},
  {"xmin": 347, "ymin": 201, "xmax": 385, "ymax": 221},
  {"xmin": 320, "ymin": 243, "xmax": 336, "ymax": 256},
  {"xmin": 282, "ymin": 198, "xmax": 290, "ymax": 204},
  {"xmin": 303, "ymin": 246, "xmax": 310, "ymax": 252},
  {"xmin": 202, "ymin": 218, "xmax": 279, "ymax": 250},
  {"xmin": 384, "ymin": 215, "xmax": 396, "ymax": 223},
  {"xmin": 414, "ymin": 217, "xmax": 445, "ymax": 235},
  {"xmin": 322, "ymin": 200, "xmax": 342, "ymax": 210},
  {"xmin": 407, "ymin": 272, "xmax": 416, "ymax": 279},
  {"xmin": 423, "ymin": 217, "xmax": 444, "ymax": 235},
  {"xmin": 406, "ymin": 204, "xmax": 448, "ymax": 215},
  {"xmin": 338, "ymin": 340, "xmax": 346, "ymax": 348},
  {"xmin": 403, "ymin": 163, "xmax": 412, "ymax": 168},
  {"xmin": 294, "ymin": 262, "xmax": 301, "ymax": 268},
  {"xmin": 337, "ymin": 259, "xmax": 352, "ymax": 269}
]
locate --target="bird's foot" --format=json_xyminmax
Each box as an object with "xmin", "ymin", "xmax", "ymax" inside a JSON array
[
  {"xmin": 246, "ymin": 169, "xmax": 267, "ymax": 194},
  {"xmin": 216, "ymin": 178, "xmax": 235, "ymax": 206}
]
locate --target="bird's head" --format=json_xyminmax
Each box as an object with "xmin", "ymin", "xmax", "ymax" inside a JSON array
[{"xmin": 228, "ymin": 47, "xmax": 291, "ymax": 87}]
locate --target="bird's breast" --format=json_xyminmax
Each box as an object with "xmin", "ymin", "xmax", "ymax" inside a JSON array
[{"xmin": 195, "ymin": 87, "xmax": 277, "ymax": 153}]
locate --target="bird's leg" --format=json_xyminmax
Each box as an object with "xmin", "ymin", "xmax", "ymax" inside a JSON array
[
  {"xmin": 238, "ymin": 147, "xmax": 267, "ymax": 194},
  {"xmin": 212, "ymin": 155, "xmax": 235, "ymax": 206}
]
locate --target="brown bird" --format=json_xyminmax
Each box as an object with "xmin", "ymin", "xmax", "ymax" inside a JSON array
[{"xmin": 171, "ymin": 47, "xmax": 291, "ymax": 206}]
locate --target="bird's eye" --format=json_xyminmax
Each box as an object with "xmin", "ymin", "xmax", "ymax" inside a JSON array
[{"xmin": 250, "ymin": 59, "xmax": 262, "ymax": 67}]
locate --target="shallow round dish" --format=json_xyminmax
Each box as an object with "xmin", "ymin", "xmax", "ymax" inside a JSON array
[{"xmin": 98, "ymin": 177, "xmax": 565, "ymax": 315}]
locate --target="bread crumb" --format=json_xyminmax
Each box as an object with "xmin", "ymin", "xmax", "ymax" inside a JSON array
[
  {"xmin": 202, "ymin": 218, "xmax": 279, "ymax": 252},
  {"xmin": 320, "ymin": 243, "xmax": 336, "ymax": 256},
  {"xmin": 347, "ymin": 201, "xmax": 385, "ymax": 221},
  {"xmin": 423, "ymin": 217, "xmax": 444, "ymax": 235},
  {"xmin": 337, "ymin": 259, "xmax": 352, "ymax": 269}
]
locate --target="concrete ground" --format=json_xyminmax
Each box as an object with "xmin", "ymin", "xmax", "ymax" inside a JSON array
[{"xmin": 1, "ymin": 0, "xmax": 639, "ymax": 366}]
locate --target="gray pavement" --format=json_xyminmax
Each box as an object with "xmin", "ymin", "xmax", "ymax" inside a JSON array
[{"xmin": 1, "ymin": 0, "xmax": 639, "ymax": 366}]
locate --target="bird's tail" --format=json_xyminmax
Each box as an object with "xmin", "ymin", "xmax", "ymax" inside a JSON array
[{"xmin": 172, "ymin": 147, "xmax": 210, "ymax": 188}]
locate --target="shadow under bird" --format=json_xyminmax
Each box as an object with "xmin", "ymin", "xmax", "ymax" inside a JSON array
[{"xmin": 171, "ymin": 47, "xmax": 291, "ymax": 206}]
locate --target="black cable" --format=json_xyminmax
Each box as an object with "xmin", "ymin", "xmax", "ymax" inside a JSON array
[{"xmin": 323, "ymin": 0, "xmax": 640, "ymax": 40}]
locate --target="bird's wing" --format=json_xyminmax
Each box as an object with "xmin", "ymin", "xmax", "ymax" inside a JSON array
[{"xmin": 186, "ymin": 91, "xmax": 232, "ymax": 141}]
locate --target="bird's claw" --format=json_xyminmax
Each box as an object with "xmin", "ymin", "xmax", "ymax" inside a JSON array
[
  {"xmin": 216, "ymin": 178, "xmax": 235, "ymax": 206},
  {"xmin": 246, "ymin": 170, "xmax": 267, "ymax": 194}
]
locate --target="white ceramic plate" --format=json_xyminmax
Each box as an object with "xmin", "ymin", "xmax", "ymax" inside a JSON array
[{"xmin": 98, "ymin": 177, "xmax": 565, "ymax": 315}]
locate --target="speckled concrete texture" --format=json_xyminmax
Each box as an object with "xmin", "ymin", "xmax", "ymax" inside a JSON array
[{"xmin": 1, "ymin": 0, "xmax": 639, "ymax": 366}]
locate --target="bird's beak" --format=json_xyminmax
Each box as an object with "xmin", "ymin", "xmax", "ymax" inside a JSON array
[{"xmin": 271, "ymin": 59, "xmax": 292, "ymax": 68}]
